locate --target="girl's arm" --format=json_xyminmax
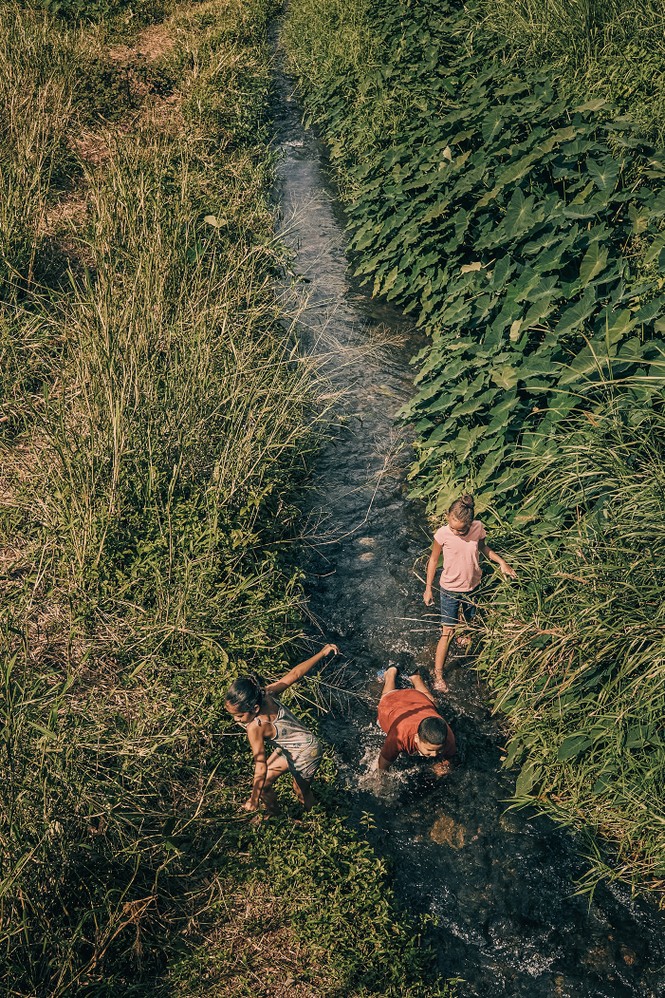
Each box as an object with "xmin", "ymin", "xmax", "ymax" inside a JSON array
[
  {"xmin": 266, "ymin": 643, "xmax": 339, "ymax": 696},
  {"xmin": 242, "ymin": 722, "xmax": 268, "ymax": 811},
  {"xmin": 423, "ymin": 539, "xmax": 443, "ymax": 605},
  {"xmin": 478, "ymin": 539, "xmax": 517, "ymax": 579}
]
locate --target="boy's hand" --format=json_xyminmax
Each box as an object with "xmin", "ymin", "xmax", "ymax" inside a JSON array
[
  {"xmin": 322, "ymin": 643, "xmax": 339, "ymax": 656},
  {"xmin": 423, "ymin": 586, "xmax": 434, "ymax": 606},
  {"xmin": 431, "ymin": 759, "xmax": 453, "ymax": 777},
  {"xmin": 500, "ymin": 561, "xmax": 517, "ymax": 579}
]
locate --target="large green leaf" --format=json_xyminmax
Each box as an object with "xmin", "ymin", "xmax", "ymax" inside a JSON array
[
  {"xmin": 557, "ymin": 343, "xmax": 607, "ymax": 385},
  {"xmin": 557, "ymin": 733, "xmax": 593, "ymax": 761},
  {"xmin": 490, "ymin": 363, "xmax": 519, "ymax": 390},
  {"xmin": 503, "ymin": 189, "xmax": 541, "ymax": 239},
  {"xmin": 578, "ymin": 242, "xmax": 609, "ymax": 287},
  {"xmin": 555, "ymin": 287, "xmax": 597, "ymax": 337},
  {"xmin": 587, "ymin": 156, "xmax": 621, "ymax": 191}
]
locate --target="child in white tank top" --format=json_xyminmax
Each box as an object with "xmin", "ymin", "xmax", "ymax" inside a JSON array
[{"xmin": 225, "ymin": 643, "xmax": 339, "ymax": 816}]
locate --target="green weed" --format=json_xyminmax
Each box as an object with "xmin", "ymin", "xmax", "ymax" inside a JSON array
[
  {"xmin": 478, "ymin": 0, "xmax": 665, "ymax": 144},
  {"xmin": 476, "ymin": 400, "xmax": 665, "ymax": 902}
]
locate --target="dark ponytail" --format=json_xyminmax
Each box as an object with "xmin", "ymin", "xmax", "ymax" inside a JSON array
[
  {"xmin": 226, "ymin": 673, "xmax": 266, "ymax": 712},
  {"xmin": 448, "ymin": 493, "xmax": 474, "ymax": 526}
]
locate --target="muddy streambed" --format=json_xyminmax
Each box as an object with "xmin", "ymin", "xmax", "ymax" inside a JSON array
[{"xmin": 272, "ymin": 72, "xmax": 665, "ymax": 998}]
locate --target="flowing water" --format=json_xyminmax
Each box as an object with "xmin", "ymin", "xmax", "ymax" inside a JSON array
[{"xmin": 272, "ymin": 69, "xmax": 665, "ymax": 998}]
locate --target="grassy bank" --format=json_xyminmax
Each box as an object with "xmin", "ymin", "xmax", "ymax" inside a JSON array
[
  {"xmin": 0, "ymin": 1, "xmax": 454, "ymax": 993},
  {"xmin": 477, "ymin": 0, "xmax": 665, "ymax": 145},
  {"xmin": 283, "ymin": 0, "xmax": 665, "ymax": 901}
]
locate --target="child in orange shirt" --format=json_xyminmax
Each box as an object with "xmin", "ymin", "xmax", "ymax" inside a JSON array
[{"xmin": 377, "ymin": 665, "xmax": 456, "ymax": 771}]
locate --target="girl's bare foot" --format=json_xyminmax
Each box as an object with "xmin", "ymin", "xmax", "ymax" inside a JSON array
[
  {"xmin": 433, "ymin": 675, "xmax": 449, "ymax": 693},
  {"xmin": 259, "ymin": 792, "xmax": 281, "ymax": 817}
]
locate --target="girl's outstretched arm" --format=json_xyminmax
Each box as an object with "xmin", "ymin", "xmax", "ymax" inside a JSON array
[
  {"xmin": 478, "ymin": 539, "xmax": 517, "ymax": 579},
  {"xmin": 243, "ymin": 723, "xmax": 268, "ymax": 811},
  {"xmin": 424, "ymin": 539, "xmax": 443, "ymax": 605},
  {"xmin": 267, "ymin": 643, "xmax": 339, "ymax": 695}
]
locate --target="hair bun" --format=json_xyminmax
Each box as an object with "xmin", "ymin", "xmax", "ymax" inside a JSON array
[
  {"xmin": 460, "ymin": 493, "xmax": 474, "ymax": 507},
  {"xmin": 247, "ymin": 672, "xmax": 265, "ymax": 694}
]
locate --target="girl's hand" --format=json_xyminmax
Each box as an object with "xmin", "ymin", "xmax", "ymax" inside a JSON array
[
  {"xmin": 424, "ymin": 586, "xmax": 434, "ymax": 606},
  {"xmin": 242, "ymin": 798, "xmax": 259, "ymax": 812},
  {"xmin": 500, "ymin": 561, "xmax": 517, "ymax": 580},
  {"xmin": 322, "ymin": 643, "xmax": 339, "ymax": 656}
]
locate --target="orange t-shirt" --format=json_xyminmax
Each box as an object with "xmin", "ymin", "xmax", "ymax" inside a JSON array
[{"xmin": 378, "ymin": 689, "xmax": 456, "ymax": 763}]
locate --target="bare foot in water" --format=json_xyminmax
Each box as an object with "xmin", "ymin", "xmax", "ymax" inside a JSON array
[{"xmin": 433, "ymin": 675, "xmax": 449, "ymax": 693}]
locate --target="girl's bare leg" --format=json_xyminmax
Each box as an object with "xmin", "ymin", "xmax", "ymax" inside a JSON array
[
  {"xmin": 291, "ymin": 773, "xmax": 314, "ymax": 810},
  {"xmin": 260, "ymin": 752, "xmax": 290, "ymax": 814},
  {"xmin": 434, "ymin": 627, "xmax": 455, "ymax": 691}
]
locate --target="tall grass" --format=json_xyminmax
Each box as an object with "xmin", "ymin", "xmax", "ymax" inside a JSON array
[
  {"xmin": 480, "ymin": 0, "xmax": 665, "ymax": 60},
  {"xmin": 0, "ymin": 3, "xmax": 456, "ymax": 993},
  {"xmin": 0, "ymin": 1, "xmax": 320, "ymax": 990},
  {"xmin": 477, "ymin": 398, "xmax": 665, "ymax": 900},
  {"xmin": 478, "ymin": 0, "xmax": 665, "ymax": 141},
  {"xmin": 0, "ymin": 5, "xmax": 80, "ymax": 435}
]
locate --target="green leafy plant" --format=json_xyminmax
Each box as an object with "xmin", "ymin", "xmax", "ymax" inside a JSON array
[
  {"xmin": 287, "ymin": 0, "xmax": 665, "ymax": 518},
  {"xmin": 477, "ymin": 401, "xmax": 665, "ymax": 901}
]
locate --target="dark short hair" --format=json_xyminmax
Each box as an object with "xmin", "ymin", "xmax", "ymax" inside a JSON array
[{"xmin": 417, "ymin": 715, "xmax": 448, "ymax": 746}]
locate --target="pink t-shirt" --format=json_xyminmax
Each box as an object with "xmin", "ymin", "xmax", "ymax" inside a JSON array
[{"xmin": 434, "ymin": 519, "xmax": 487, "ymax": 592}]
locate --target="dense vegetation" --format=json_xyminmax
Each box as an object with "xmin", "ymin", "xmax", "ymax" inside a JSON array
[
  {"xmin": 0, "ymin": 1, "xmax": 453, "ymax": 993},
  {"xmin": 283, "ymin": 0, "xmax": 665, "ymax": 901},
  {"xmin": 479, "ymin": 0, "xmax": 665, "ymax": 145}
]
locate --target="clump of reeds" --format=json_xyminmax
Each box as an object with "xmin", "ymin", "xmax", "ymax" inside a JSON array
[
  {"xmin": 480, "ymin": 0, "xmax": 665, "ymax": 60},
  {"xmin": 477, "ymin": 397, "xmax": 665, "ymax": 901}
]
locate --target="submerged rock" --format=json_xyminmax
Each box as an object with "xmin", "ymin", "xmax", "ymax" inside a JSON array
[{"xmin": 429, "ymin": 813, "xmax": 467, "ymax": 849}]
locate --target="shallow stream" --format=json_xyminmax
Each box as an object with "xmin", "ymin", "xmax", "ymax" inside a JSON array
[{"xmin": 272, "ymin": 68, "xmax": 665, "ymax": 998}]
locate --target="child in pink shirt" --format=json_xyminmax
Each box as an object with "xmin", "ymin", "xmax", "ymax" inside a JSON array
[{"xmin": 423, "ymin": 494, "xmax": 516, "ymax": 691}]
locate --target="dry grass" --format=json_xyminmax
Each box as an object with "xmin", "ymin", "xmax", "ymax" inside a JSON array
[
  {"xmin": 178, "ymin": 891, "xmax": 323, "ymax": 998},
  {"xmin": 108, "ymin": 22, "xmax": 176, "ymax": 64}
]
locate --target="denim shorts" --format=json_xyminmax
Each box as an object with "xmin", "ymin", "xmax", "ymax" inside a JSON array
[{"xmin": 440, "ymin": 587, "xmax": 479, "ymax": 628}]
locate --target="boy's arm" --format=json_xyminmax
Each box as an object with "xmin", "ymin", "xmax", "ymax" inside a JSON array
[
  {"xmin": 267, "ymin": 643, "xmax": 339, "ymax": 695},
  {"xmin": 243, "ymin": 724, "xmax": 268, "ymax": 811},
  {"xmin": 377, "ymin": 730, "xmax": 399, "ymax": 771},
  {"xmin": 478, "ymin": 539, "xmax": 517, "ymax": 579},
  {"xmin": 423, "ymin": 539, "xmax": 443, "ymax": 605}
]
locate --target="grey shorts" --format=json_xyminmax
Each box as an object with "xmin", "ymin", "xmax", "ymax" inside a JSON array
[{"xmin": 276, "ymin": 739, "xmax": 323, "ymax": 782}]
